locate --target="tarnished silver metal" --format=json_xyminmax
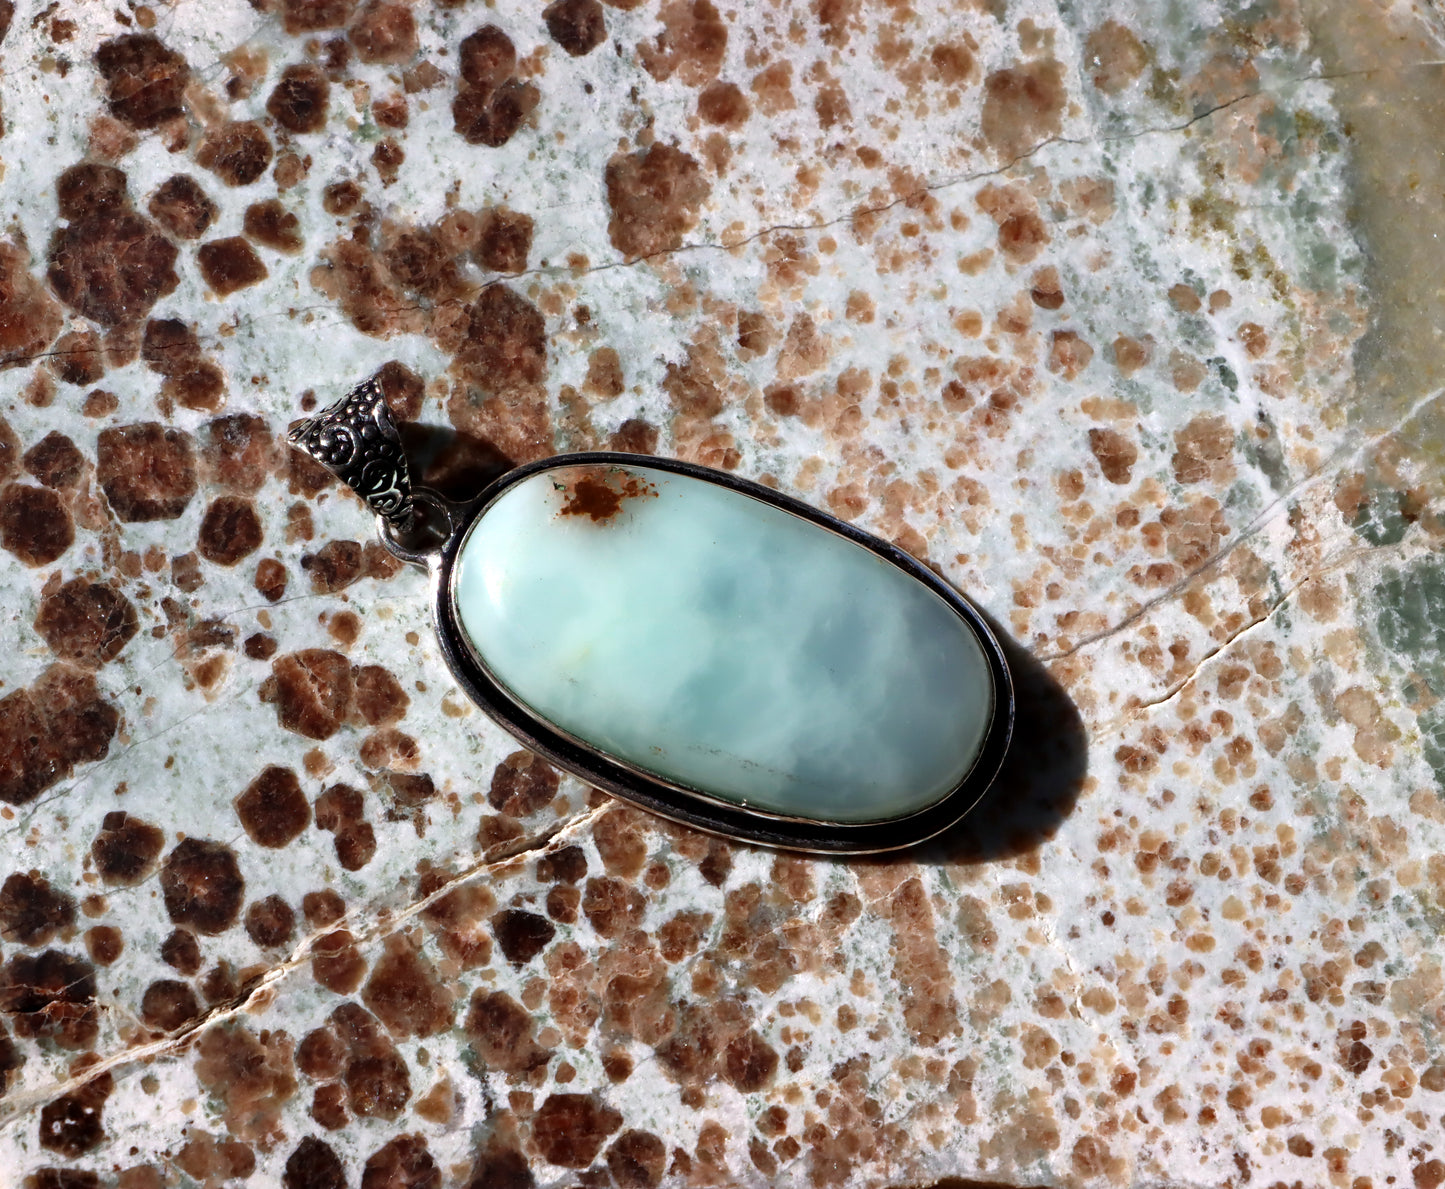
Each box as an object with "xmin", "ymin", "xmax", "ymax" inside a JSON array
[{"xmin": 288, "ymin": 378, "xmax": 416, "ymax": 530}]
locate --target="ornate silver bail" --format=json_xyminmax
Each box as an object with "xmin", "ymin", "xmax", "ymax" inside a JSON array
[{"xmin": 288, "ymin": 377, "xmax": 416, "ymax": 532}]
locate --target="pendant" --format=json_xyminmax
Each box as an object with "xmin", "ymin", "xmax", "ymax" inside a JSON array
[{"xmin": 289, "ymin": 379, "xmax": 1013, "ymax": 853}]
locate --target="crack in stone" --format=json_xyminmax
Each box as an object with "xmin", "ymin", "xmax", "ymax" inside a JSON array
[
  {"xmin": 1, "ymin": 62, "xmax": 1404, "ymax": 378},
  {"xmin": 1038, "ymin": 385, "xmax": 1445, "ymax": 664},
  {"xmin": 0, "ymin": 800, "xmax": 609, "ymax": 1131}
]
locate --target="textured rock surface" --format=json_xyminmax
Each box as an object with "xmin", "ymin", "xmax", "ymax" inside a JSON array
[{"xmin": 0, "ymin": 0, "xmax": 1443, "ymax": 1186}]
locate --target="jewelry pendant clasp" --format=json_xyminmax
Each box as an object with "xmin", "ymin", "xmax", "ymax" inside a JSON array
[{"xmin": 288, "ymin": 379, "xmax": 457, "ymax": 567}]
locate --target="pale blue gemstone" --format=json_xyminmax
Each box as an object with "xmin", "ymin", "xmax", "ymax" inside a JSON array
[{"xmin": 452, "ymin": 464, "xmax": 994, "ymax": 823}]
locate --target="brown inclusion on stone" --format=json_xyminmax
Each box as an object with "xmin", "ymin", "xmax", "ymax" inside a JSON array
[
  {"xmin": 556, "ymin": 467, "xmax": 658, "ymax": 524},
  {"xmin": 36, "ymin": 579, "xmax": 138, "ymax": 667}
]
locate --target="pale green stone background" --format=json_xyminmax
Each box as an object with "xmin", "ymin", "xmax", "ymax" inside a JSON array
[
  {"xmin": 0, "ymin": 0, "xmax": 1442, "ymax": 1186},
  {"xmin": 455, "ymin": 465, "xmax": 993, "ymax": 820}
]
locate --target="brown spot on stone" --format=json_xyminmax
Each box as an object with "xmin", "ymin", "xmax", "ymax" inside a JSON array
[
  {"xmin": 361, "ymin": 1135, "xmax": 439, "ymax": 1189},
  {"xmin": 584, "ymin": 346, "xmax": 625, "ymax": 400},
  {"xmin": 255, "ymin": 557, "xmax": 288, "ymax": 603},
  {"xmin": 140, "ymin": 978, "xmax": 199, "ymax": 1031},
  {"xmin": 353, "ymin": 665, "xmax": 409, "ymax": 727},
  {"xmin": 313, "ymin": 929, "xmax": 367, "ymax": 994},
  {"xmin": 375, "ymin": 360, "xmax": 425, "ymax": 421},
  {"xmin": 457, "ymin": 283, "xmax": 548, "ymax": 390},
  {"xmin": 546, "ymin": 885, "xmax": 581, "ymax": 923},
  {"xmin": 0, "ymin": 240, "xmax": 63, "ymax": 367},
  {"xmin": 305, "ymin": 889, "xmax": 347, "ymax": 928},
  {"xmin": 373, "ymin": 93, "xmax": 409, "ymax": 129},
  {"xmin": 283, "ymin": 0, "xmax": 357, "ymax": 33},
  {"xmin": 49, "ymin": 328, "xmax": 106, "ymax": 386},
  {"xmin": 475, "ymin": 206, "xmax": 534, "ymax": 273},
  {"xmin": 160, "ymin": 928, "xmax": 201, "ymax": 975},
  {"xmin": 284, "ymin": 1137, "xmax": 344, "ymax": 1189},
  {"xmin": 977, "ymin": 184, "xmax": 1050, "ymax": 266},
  {"xmin": 1089, "ymin": 426, "xmax": 1137, "ymax": 485},
  {"xmin": 84, "ymin": 925, "xmax": 122, "ymax": 966},
  {"xmin": 166, "ymin": 360, "xmax": 226, "ymax": 412},
  {"xmin": 0, "ymin": 873, "xmax": 76, "ymax": 947},
  {"xmin": 0, "ymin": 483, "xmax": 70, "ymax": 567},
  {"xmin": 97, "ymin": 422, "xmax": 196, "ymax": 520},
  {"xmin": 558, "ymin": 467, "xmax": 656, "ymax": 524},
  {"xmin": 1172, "ymin": 414, "xmax": 1234, "ymax": 485},
  {"xmin": 198, "ymin": 496, "xmax": 264, "ymax": 566},
  {"xmin": 39, "ymin": 1074, "xmax": 112, "ymax": 1157},
  {"xmin": 148, "ymin": 175, "xmax": 217, "ymax": 240},
  {"xmin": 545, "ymin": 0, "xmax": 606, "ymax": 56},
  {"xmin": 1030, "ymin": 266, "xmax": 1064, "ymax": 310},
  {"xmin": 56, "ymin": 164, "xmax": 129, "ymax": 222},
  {"xmin": 533, "ymin": 1093, "xmax": 622, "ymax": 1168},
  {"xmin": 372, "ymin": 138, "xmax": 404, "ymax": 185},
  {"xmin": 452, "ymin": 26, "xmax": 539, "ymax": 148},
  {"xmin": 198, "ymin": 237, "xmax": 268, "ymax": 296},
  {"xmin": 537, "ymin": 845, "xmax": 587, "ymax": 885},
  {"xmin": 0, "ymin": 668, "xmax": 118, "ymax": 806},
  {"xmin": 639, "ymin": 0, "xmax": 726, "ymax": 85},
  {"xmin": 201, "ymin": 414, "xmax": 276, "ymax": 494},
  {"xmin": 351, "ymin": 0, "xmax": 418, "ymax": 63},
  {"xmin": 492, "ymin": 908, "xmax": 556, "ymax": 964},
  {"xmin": 323, "ymin": 179, "xmax": 363, "ymax": 216},
  {"xmin": 90, "ymin": 812, "xmax": 164, "ymax": 885},
  {"xmin": 235, "ymin": 766, "xmax": 311, "ymax": 848},
  {"xmin": 160, "ymin": 839, "xmax": 244, "ymax": 935},
  {"xmin": 697, "ymin": 80, "xmax": 748, "ymax": 126},
  {"xmin": 605, "ymin": 143, "xmax": 709, "ymax": 260},
  {"xmin": 980, "ymin": 58, "xmax": 1066, "ymax": 160},
  {"xmin": 94, "ymin": 33, "xmax": 190, "ymax": 130},
  {"xmin": 458, "ymin": 24, "xmax": 516, "ymax": 88},
  {"xmin": 722, "ymin": 1030, "xmax": 778, "ymax": 1092},
  {"xmin": 268, "ymin": 63, "xmax": 332, "ymax": 134},
  {"xmin": 34, "ymin": 578, "xmax": 137, "ymax": 670},
  {"xmin": 244, "ymin": 200, "xmax": 304, "ymax": 254},
  {"xmin": 465, "ymin": 989, "xmax": 552, "ymax": 1073},
  {"xmin": 0, "ymin": 417, "xmax": 17, "ymax": 482},
  {"xmin": 582, "ymin": 876, "xmax": 644, "ymax": 937},
  {"xmin": 245, "ymin": 894, "xmax": 295, "ymax": 948},
  {"xmin": 362, "ymin": 933, "xmax": 454, "ymax": 1038},
  {"xmin": 81, "ymin": 389, "xmax": 119, "ymax": 418},
  {"xmin": 607, "ymin": 1130, "xmax": 666, "ymax": 1189},
  {"xmin": 381, "ymin": 227, "xmax": 457, "ymax": 299},
  {"xmin": 173, "ymin": 1134, "xmax": 257, "ymax": 1184},
  {"xmin": 47, "ymin": 211, "xmax": 178, "ymax": 327},
  {"xmin": 609, "ymin": 418, "xmax": 658, "ymax": 454},
  {"xmin": 140, "ymin": 316, "xmax": 201, "ymax": 375},
  {"xmin": 297, "ymin": 1026, "xmax": 345, "ymax": 1081},
  {"xmin": 750, "ymin": 60, "xmax": 795, "ymax": 115},
  {"xmin": 197, "ymin": 121, "xmax": 273, "ymax": 187},
  {"xmin": 1047, "ymin": 329, "xmax": 1093, "ymax": 380},
  {"xmin": 1086, "ymin": 21, "xmax": 1148, "ymax": 94},
  {"xmin": 306, "ymin": 539, "xmax": 364, "ymax": 593},
  {"xmin": 23, "ymin": 432, "xmax": 83, "ymax": 490},
  {"xmin": 311, "ymin": 1083, "xmax": 348, "ymax": 1130},
  {"xmin": 594, "ymin": 808, "xmax": 647, "ymax": 878},
  {"xmin": 0, "ymin": 949, "xmax": 98, "ymax": 1048},
  {"xmin": 265, "ymin": 649, "xmax": 354, "ymax": 740}
]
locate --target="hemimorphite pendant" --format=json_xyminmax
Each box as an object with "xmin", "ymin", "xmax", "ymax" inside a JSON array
[{"xmin": 291, "ymin": 381, "xmax": 1012, "ymax": 852}]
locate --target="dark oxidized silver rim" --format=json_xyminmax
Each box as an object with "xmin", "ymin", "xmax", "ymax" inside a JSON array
[{"xmin": 425, "ymin": 452, "xmax": 1015, "ymax": 854}]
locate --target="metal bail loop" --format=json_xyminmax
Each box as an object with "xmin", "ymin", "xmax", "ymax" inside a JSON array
[{"xmin": 288, "ymin": 378, "xmax": 416, "ymax": 532}]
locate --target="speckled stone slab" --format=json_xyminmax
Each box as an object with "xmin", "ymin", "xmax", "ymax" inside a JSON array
[{"xmin": 1, "ymin": 0, "xmax": 1444, "ymax": 1186}]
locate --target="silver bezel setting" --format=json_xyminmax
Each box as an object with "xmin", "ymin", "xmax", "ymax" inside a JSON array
[{"xmin": 424, "ymin": 452, "xmax": 1015, "ymax": 854}]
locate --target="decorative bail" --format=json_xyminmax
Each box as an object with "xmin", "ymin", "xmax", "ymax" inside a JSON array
[{"xmin": 288, "ymin": 377, "xmax": 415, "ymax": 531}]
